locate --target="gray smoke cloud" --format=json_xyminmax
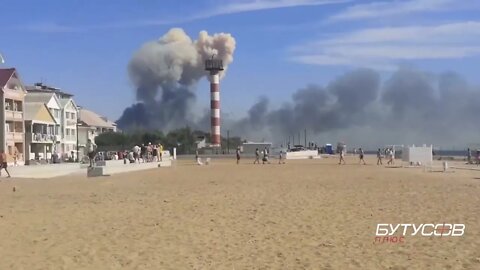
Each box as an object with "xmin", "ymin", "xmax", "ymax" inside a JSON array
[
  {"xmin": 226, "ymin": 68, "xmax": 480, "ymax": 149},
  {"xmin": 118, "ymin": 28, "xmax": 236, "ymax": 130},
  {"xmin": 117, "ymin": 29, "xmax": 479, "ymax": 148}
]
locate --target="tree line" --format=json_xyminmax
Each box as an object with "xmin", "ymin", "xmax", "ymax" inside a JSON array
[{"xmin": 94, "ymin": 127, "xmax": 243, "ymax": 155}]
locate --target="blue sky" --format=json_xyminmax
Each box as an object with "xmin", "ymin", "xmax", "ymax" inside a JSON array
[{"xmin": 1, "ymin": 0, "xmax": 479, "ymax": 121}]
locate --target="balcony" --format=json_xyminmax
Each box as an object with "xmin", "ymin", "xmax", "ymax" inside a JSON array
[
  {"xmin": 29, "ymin": 133, "xmax": 58, "ymax": 143},
  {"xmin": 6, "ymin": 132, "xmax": 24, "ymax": 142},
  {"xmin": 5, "ymin": 110, "xmax": 23, "ymax": 120}
]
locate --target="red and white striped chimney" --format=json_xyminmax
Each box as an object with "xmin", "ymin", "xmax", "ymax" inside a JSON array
[{"xmin": 206, "ymin": 57, "xmax": 224, "ymax": 147}]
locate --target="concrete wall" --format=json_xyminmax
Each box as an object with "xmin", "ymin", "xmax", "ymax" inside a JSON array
[{"xmin": 286, "ymin": 150, "xmax": 319, "ymax": 160}]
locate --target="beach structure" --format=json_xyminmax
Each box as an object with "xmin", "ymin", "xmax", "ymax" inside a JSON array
[
  {"xmin": 78, "ymin": 107, "xmax": 117, "ymax": 161},
  {"xmin": 23, "ymin": 103, "xmax": 59, "ymax": 164},
  {"xmin": 26, "ymin": 83, "xmax": 79, "ymax": 160},
  {"xmin": 205, "ymin": 57, "xmax": 224, "ymax": 148},
  {"xmin": 402, "ymin": 145, "xmax": 433, "ymax": 167},
  {"xmin": 0, "ymin": 68, "xmax": 27, "ymax": 165}
]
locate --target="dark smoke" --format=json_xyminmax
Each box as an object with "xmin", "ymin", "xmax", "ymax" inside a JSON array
[
  {"xmin": 118, "ymin": 28, "xmax": 236, "ymax": 131},
  {"xmin": 117, "ymin": 33, "xmax": 480, "ymax": 148},
  {"xmin": 227, "ymin": 68, "xmax": 480, "ymax": 148}
]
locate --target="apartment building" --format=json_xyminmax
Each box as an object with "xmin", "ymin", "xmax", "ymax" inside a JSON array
[
  {"xmin": 26, "ymin": 83, "xmax": 78, "ymax": 160},
  {"xmin": 0, "ymin": 68, "xmax": 26, "ymax": 164},
  {"xmin": 24, "ymin": 103, "xmax": 59, "ymax": 163}
]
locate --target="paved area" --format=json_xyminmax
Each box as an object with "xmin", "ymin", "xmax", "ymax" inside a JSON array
[{"xmin": 1, "ymin": 160, "xmax": 173, "ymax": 179}]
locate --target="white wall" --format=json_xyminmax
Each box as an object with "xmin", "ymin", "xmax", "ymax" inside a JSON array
[{"xmin": 402, "ymin": 145, "xmax": 433, "ymax": 165}]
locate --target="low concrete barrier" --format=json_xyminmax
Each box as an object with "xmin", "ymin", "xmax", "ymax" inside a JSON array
[{"xmin": 286, "ymin": 150, "xmax": 320, "ymax": 160}]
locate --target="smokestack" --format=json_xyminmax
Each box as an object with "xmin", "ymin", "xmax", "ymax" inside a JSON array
[{"xmin": 205, "ymin": 57, "xmax": 224, "ymax": 147}]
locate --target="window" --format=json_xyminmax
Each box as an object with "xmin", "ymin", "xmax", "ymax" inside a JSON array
[
  {"xmin": 66, "ymin": 112, "xmax": 70, "ymax": 119},
  {"xmin": 72, "ymin": 129, "xmax": 76, "ymax": 136},
  {"xmin": 71, "ymin": 113, "xmax": 76, "ymax": 120},
  {"xmin": 66, "ymin": 129, "xmax": 70, "ymax": 135},
  {"xmin": 55, "ymin": 109, "xmax": 60, "ymax": 118}
]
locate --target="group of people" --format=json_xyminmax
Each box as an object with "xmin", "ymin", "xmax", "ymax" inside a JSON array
[
  {"xmin": 125, "ymin": 143, "xmax": 164, "ymax": 164},
  {"xmin": 234, "ymin": 147, "xmax": 285, "ymax": 165},
  {"xmin": 338, "ymin": 147, "xmax": 396, "ymax": 166},
  {"xmin": 377, "ymin": 148, "xmax": 396, "ymax": 166}
]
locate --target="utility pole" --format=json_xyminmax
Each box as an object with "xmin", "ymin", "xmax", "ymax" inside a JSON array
[
  {"xmin": 304, "ymin": 129, "xmax": 307, "ymax": 148},
  {"xmin": 298, "ymin": 131, "xmax": 301, "ymax": 145}
]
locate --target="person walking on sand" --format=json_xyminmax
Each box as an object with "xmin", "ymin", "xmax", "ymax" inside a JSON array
[
  {"xmin": 86, "ymin": 139, "xmax": 96, "ymax": 168},
  {"xmin": 338, "ymin": 148, "xmax": 346, "ymax": 165},
  {"xmin": 236, "ymin": 147, "xmax": 241, "ymax": 164},
  {"xmin": 467, "ymin": 148, "xmax": 472, "ymax": 164},
  {"xmin": 262, "ymin": 147, "xmax": 270, "ymax": 164},
  {"xmin": 278, "ymin": 150, "xmax": 286, "ymax": 164},
  {"xmin": 387, "ymin": 148, "xmax": 395, "ymax": 165},
  {"xmin": 254, "ymin": 148, "xmax": 260, "ymax": 164},
  {"xmin": 0, "ymin": 151, "xmax": 11, "ymax": 178},
  {"xmin": 377, "ymin": 148, "xmax": 383, "ymax": 165},
  {"xmin": 359, "ymin": 148, "xmax": 366, "ymax": 165}
]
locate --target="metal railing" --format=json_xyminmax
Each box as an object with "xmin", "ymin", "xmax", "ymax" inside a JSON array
[{"xmin": 30, "ymin": 133, "xmax": 57, "ymax": 142}]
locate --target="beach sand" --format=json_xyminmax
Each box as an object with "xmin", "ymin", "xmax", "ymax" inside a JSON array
[{"xmin": 0, "ymin": 156, "xmax": 479, "ymax": 269}]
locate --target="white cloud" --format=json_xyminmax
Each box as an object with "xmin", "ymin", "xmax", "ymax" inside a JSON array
[
  {"xmin": 215, "ymin": 0, "xmax": 350, "ymax": 15},
  {"xmin": 328, "ymin": 0, "xmax": 476, "ymax": 22},
  {"xmin": 290, "ymin": 21, "xmax": 480, "ymax": 70},
  {"xmin": 21, "ymin": 22, "xmax": 84, "ymax": 33},
  {"xmin": 22, "ymin": 0, "xmax": 348, "ymax": 32}
]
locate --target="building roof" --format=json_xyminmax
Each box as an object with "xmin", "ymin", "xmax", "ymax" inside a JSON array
[
  {"xmin": 26, "ymin": 83, "xmax": 74, "ymax": 98},
  {"xmin": 24, "ymin": 103, "xmax": 57, "ymax": 124},
  {"xmin": 58, "ymin": 97, "xmax": 78, "ymax": 110},
  {"xmin": 79, "ymin": 108, "xmax": 116, "ymax": 128},
  {"xmin": 25, "ymin": 92, "xmax": 57, "ymax": 104},
  {"xmin": 0, "ymin": 68, "xmax": 16, "ymax": 89}
]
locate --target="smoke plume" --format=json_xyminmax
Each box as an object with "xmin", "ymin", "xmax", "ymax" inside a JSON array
[
  {"xmin": 117, "ymin": 29, "xmax": 480, "ymax": 148},
  {"xmin": 227, "ymin": 68, "xmax": 480, "ymax": 148},
  {"xmin": 118, "ymin": 28, "xmax": 236, "ymax": 130}
]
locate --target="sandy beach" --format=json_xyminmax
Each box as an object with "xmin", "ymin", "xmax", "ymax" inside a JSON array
[{"xmin": 0, "ymin": 156, "xmax": 479, "ymax": 269}]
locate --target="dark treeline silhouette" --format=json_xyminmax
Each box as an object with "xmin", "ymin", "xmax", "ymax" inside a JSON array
[{"xmin": 95, "ymin": 127, "xmax": 242, "ymax": 155}]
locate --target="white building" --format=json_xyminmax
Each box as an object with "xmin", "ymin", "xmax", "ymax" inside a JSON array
[
  {"xmin": 26, "ymin": 83, "xmax": 79, "ymax": 160},
  {"xmin": 58, "ymin": 97, "xmax": 78, "ymax": 158},
  {"xmin": 78, "ymin": 107, "xmax": 117, "ymax": 160},
  {"xmin": 23, "ymin": 103, "xmax": 59, "ymax": 164}
]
